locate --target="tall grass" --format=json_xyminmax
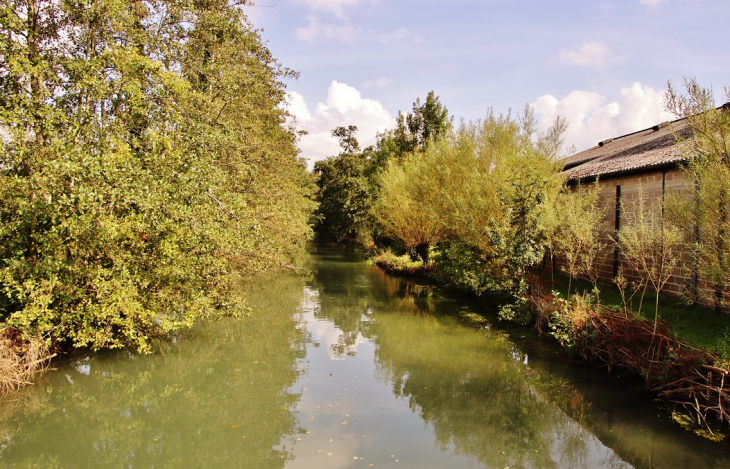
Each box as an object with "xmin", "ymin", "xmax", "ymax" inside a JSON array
[{"xmin": 0, "ymin": 329, "xmax": 52, "ymax": 395}]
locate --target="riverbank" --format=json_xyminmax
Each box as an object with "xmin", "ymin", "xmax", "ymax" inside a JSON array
[
  {"xmin": 3, "ymin": 244, "xmax": 728, "ymax": 467},
  {"xmin": 0, "ymin": 329, "xmax": 53, "ymax": 396},
  {"xmin": 367, "ymin": 248, "xmax": 730, "ymax": 439}
]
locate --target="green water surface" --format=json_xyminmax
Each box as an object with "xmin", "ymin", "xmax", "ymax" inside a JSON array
[{"xmin": 0, "ymin": 245, "xmax": 728, "ymax": 468}]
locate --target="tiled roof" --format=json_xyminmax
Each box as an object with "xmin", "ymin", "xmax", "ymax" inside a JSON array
[{"xmin": 562, "ymin": 118, "xmax": 692, "ymax": 181}]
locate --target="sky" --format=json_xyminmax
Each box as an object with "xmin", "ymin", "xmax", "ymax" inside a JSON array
[{"xmin": 242, "ymin": 0, "xmax": 730, "ymax": 167}]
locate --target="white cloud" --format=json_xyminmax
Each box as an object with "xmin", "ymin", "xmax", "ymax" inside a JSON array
[
  {"xmin": 558, "ymin": 41, "xmax": 611, "ymax": 66},
  {"xmin": 364, "ymin": 76, "xmax": 390, "ymax": 88},
  {"xmin": 640, "ymin": 0, "xmax": 669, "ymax": 5},
  {"xmin": 295, "ymin": 16, "xmax": 421, "ymax": 45},
  {"xmin": 532, "ymin": 82, "xmax": 675, "ymax": 153},
  {"xmin": 376, "ymin": 27, "xmax": 416, "ymax": 44},
  {"xmin": 291, "ymin": 0, "xmax": 374, "ymax": 19},
  {"xmin": 295, "ymin": 15, "xmax": 363, "ymax": 42},
  {"xmin": 285, "ymin": 81, "xmax": 395, "ymax": 167}
]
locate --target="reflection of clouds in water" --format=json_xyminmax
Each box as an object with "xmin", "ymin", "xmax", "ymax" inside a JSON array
[
  {"xmin": 283, "ymin": 425, "xmax": 365, "ymax": 469},
  {"xmin": 298, "ymin": 286, "xmax": 321, "ymax": 315},
  {"xmin": 73, "ymin": 357, "xmax": 91, "ymax": 376},
  {"xmin": 543, "ymin": 394, "xmax": 633, "ymax": 468},
  {"xmin": 299, "ymin": 286, "xmax": 368, "ymax": 360}
]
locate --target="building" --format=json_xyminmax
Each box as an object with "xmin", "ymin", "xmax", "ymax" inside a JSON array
[{"xmin": 556, "ymin": 116, "xmax": 695, "ymax": 298}]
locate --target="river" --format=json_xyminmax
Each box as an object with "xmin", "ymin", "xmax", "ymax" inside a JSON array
[{"xmin": 0, "ymin": 245, "xmax": 728, "ymax": 468}]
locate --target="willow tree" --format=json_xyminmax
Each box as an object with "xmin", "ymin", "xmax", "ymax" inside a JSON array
[
  {"xmin": 665, "ymin": 79, "xmax": 730, "ymax": 311},
  {"xmin": 552, "ymin": 181, "xmax": 608, "ymax": 297},
  {"xmin": 375, "ymin": 107, "xmax": 567, "ymax": 317},
  {"xmin": 0, "ymin": 1, "xmax": 314, "ymax": 352},
  {"xmin": 375, "ymin": 152, "xmax": 448, "ymax": 262},
  {"xmin": 617, "ymin": 186, "xmax": 682, "ymax": 330}
]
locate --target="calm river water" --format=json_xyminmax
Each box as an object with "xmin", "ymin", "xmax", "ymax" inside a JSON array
[{"xmin": 1, "ymin": 245, "xmax": 729, "ymax": 468}]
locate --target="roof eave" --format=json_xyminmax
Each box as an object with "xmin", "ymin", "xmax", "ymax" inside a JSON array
[{"xmin": 565, "ymin": 160, "xmax": 685, "ymax": 186}]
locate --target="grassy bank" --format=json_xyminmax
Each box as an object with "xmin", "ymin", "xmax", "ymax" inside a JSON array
[
  {"xmin": 541, "ymin": 272, "xmax": 730, "ymax": 353},
  {"xmin": 367, "ymin": 250, "xmax": 435, "ymax": 277}
]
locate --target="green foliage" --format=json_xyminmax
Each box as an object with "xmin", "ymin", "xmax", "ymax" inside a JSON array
[
  {"xmin": 376, "ymin": 107, "xmax": 567, "ymax": 315},
  {"xmin": 617, "ymin": 184, "xmax": 683, "ymax": 331},
  {"xmin": 432, "ymin": 243, "xmax": 505, "ymax": 296},
  {"xmin": 715, "ymin": 329, "xmax": 730, "ymax": 368},
  {"xmin": 0, "ymin": 1, "xmax": 314, "ymax": 352},
  {"xmin": 313, "ymin": 92, "xmax": 451, "ymax": 247},
  {"xmin": 313, "ymin": 128, "xmax": 373, "ymax": 242},
  {"xmin": 546, "ymin": 292, "xmax": 595, "ymax": 349},
  {"xmin": 374, "ymin": 153, "xmax": 447, "ymax": 261},
  {"xmin": 552, "ymin": 181, "xmax": 608, "ymax": 295},
  {"xmin": 666, "ymin": 79, "xmax": 730, "ymax": 309},
  {"xmin": 369, "ymin": 249, "xmax": 431, "ymax": 276},
  {"xmin": 377, "ymin": 91, "xmax": 452, "ymax": 159}
]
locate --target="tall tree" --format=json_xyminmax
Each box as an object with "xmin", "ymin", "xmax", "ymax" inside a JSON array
[
  {"xmin": 313, "ymin": 127, "xmax": 372, "ymax": 242},
  {"xmin": 378, "ymin": 91, "xmax": 452, "ymax": 161},
  {"xmin": 0, "ymin": 0, "xmax": 314, "ymax": 352},
  {"xmin": 375, "ymin": 108, "xmax": 568, "ymax": 320}
]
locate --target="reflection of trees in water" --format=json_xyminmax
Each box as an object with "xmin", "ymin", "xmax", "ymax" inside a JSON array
[
  {"xmin": 305, "ymin": 246, "xmax": 441, "ymax": 358},
  {"xmin": 367, "ymin": 309, "xmax": 630, "ymax": 469},
  {"xmin": 0, "ymin": 272, "xmax": 308, "ymax": 468}
]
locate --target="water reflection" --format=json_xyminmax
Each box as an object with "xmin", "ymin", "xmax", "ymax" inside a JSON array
[
  {"xmin": 303, "ymin": 244, "xmax": 730, "ymax": 468},
  {"xmin": 0, "ymin": 245, "xmax": 727, "ymax": 468},
  {"xmin": 0, "ymin": 272, "xmax": 308, "ymax": 468},
  {"xmin": 368, "ymin": 310, "xmax": 629, "ymax": 468}
]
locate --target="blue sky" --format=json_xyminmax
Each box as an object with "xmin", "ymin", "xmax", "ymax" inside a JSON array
[{"xmin": 244, "ymin": 0, "xmax": 729, "ymax": 166}]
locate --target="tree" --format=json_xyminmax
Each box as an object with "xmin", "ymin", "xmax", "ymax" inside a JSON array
[
  {"xmin": 617, "ymin": 185, "xmax": 682, "ymax": 331},
  {"xmin": 0, "ymin": 0, "xmax": 315, "ymax": 352},
  {"xmin": 313, "ymin": 127, "xmax": 372, "ymax": 242},
  {"xmin": 665, "ymin": 79, "xmax": 730, "ymax": 311},
  {"xmin": 332, "ymin": 125, "xmax": 361, "ymax": 153},
  {"xmin": 552, "ymin": 182, "xmax": 608, "ymax": 297},
  {"xmin": 377, "ymin": 91, "xmax": 452, "ymax": 161},
  {"xmin": 375, "ymin": 153, "xmax": 447, "ymax": 262},
  {"xmin": 375, "ymin": 107, "xmax": 568, "ymax": 318},
  {"xmin": 312, "ymin": 93, "xmax": 451, "ymax": 247}
]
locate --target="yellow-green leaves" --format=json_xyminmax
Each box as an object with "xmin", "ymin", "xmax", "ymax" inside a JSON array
[{"xmin": 0, "ymin": 1, "xmax": 314, "ymax": 352}]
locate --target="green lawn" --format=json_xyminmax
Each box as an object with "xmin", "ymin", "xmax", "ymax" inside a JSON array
[{"xmin": 540, "ymin": 272, "xmax": 730, "ymax": 353}]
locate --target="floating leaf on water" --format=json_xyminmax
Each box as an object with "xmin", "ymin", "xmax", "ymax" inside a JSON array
[{"xmin": 230, "ymin": 425, "xmax": 238, "ymax": 430}]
